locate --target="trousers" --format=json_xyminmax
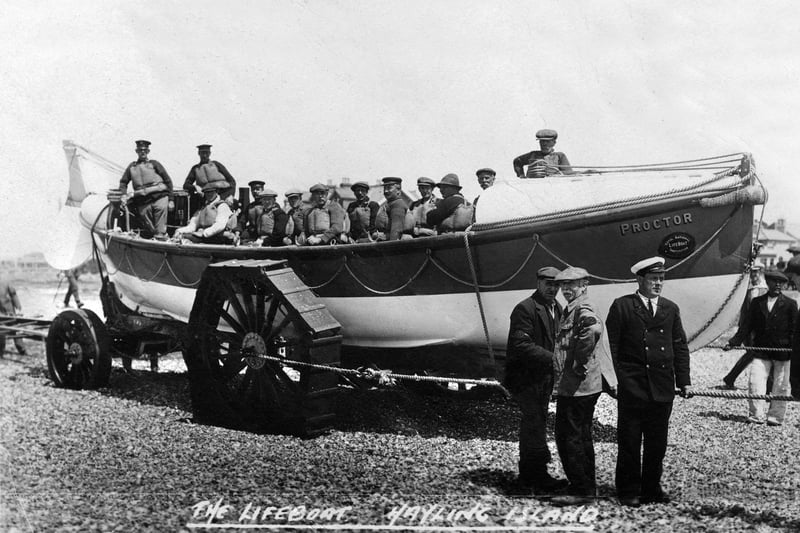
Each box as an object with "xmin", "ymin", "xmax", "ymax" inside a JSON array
[
  {"xmin": 516, "ymin": 374, "xmax": 554, "ymax": 478},
  {"xmin": 555, "ymin": 393, "xmax": 600, "ymax": 495},
  {"xmin": 616, "ymin": 399, "xmax": 673, "ymax": 499}
]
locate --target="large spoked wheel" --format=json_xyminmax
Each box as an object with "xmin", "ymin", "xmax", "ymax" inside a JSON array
[
  {"xmin": 183, "ymin": 265, "xmax": 341, "ymax": 436},
  {"xmin": 46, "ymin": 309, "xmax": 111, "ymax": 389}
]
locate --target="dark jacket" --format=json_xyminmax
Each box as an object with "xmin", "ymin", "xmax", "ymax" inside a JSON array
[
  {"xmin": 729, "ymin": 292, "xmax": 797, "ymax": 361},
  {"xmin": 0, "ymin": 278, "xmax": 21, "ymax": 314},
  {"xmin": 792, "ymin": 314, "xmax": 800, "ymax": 397},
  {"xmin": 503, "ymin": 291, "xmax": 562, "ymax": 394},
  {"xmin": 606, "ymin": 293, "xmax": 691, "ymax": 403}
]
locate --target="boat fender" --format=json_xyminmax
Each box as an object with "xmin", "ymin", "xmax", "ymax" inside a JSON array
[{"xmin": 699, "ymin": 185, "xmax": 767, "ymax": 208}]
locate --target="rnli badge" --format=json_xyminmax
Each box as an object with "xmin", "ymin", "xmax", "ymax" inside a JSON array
[{"xmin": 658, "ymin": 232, "xmax": 696, "ymax": 259}]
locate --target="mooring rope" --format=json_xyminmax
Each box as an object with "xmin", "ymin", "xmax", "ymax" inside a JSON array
[{"xmin": 463, "ymin": 226, "xmax": 495, "ymax": 366}]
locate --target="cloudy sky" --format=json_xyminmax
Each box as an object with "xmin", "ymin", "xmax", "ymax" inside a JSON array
[{"xmin": 1, "ymin": 0, "xmax": 799, "ymax": 257}]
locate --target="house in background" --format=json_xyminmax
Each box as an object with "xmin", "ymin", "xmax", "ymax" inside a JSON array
[{"xmin": 754, "ymin": 218, "xmax": 799, "ymax": 268}]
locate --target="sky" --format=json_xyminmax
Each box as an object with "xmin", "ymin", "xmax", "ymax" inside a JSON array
[{"xmin": 1, "ymin": 0, "xmax": 799, "ymax": 258}]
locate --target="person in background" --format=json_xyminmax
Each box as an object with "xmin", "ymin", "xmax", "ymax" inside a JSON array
[
  {"xmin": 301, "ymin": 184, "xmax": 347, "ymax": 245},
  {"xmin": 785, "ymin": 245, "xmax": 800, "ymax": 289},
  {"xmin": 62, "ymin": 269, "xmax": 83, "ymax": 309},
  {"xmin": 372, "ymin": 177, "xmax": 410, "ymax": 241},
  {"xmin": 513, "ymin": 129, "xmax": 573, "ymax": 178},
  {"xmin": 551, "ymin": 267, "xmax": 617, "ymax": 506},
  {"xmin": 409, "ymin": 177, "xmax": 438, "ymax": 237},
  {"xmin": 0, "ymin": 275, "xmax": 27, "ymax": 356},
  {"xmin": 722, "ymin": 265, "xmax": 768, "ymax": 389},
  {"xmin": 254, "ymin": 189, "xmax": 290, "ymax": 247},
  {"xmin": 503, "ymin": 266, "xmax": 567, "ymax": 495},
  {"xmin": 235, "ymin": 181, "xmax": 267, "ymax": 242},
  {"xmin": 725, "ymin": 269, "xmax": 797, "ymax": 425},
  {"xmin": 346, "ymin": 181, "xmax": 379, "ymax": 242},
  {"xmin": 284, "ymin": 188, "xmax": 305, "ymax": 245},
  {"xmin": 182, "ymin": 144, "xmax": 237, "ymax": 209},
  {"xmin": 606, "ymin": 256, "xmax": 692, "ymax": 507},
  {"xmin": 425, "ymin": 174, "xmax": 472, "ymax": 233},
  {"xmin": 118, "ymin": 140, "xmax": 174, "ymax": 240},
  {"xmin": 174, "ymin": 183, "xmax": 233, "ymax": 244},
  {"xmin": 473, "ymin": 167, "xmax": 496, "ymax": 206}
]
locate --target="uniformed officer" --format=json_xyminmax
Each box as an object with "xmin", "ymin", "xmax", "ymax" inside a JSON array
[
  {"xmin": 513, "ymin": 129, "xmax": 573, "ymax": 178},
  {"xmin": 284, "ymin": 188, "xmax": 305, "ymax": 245},
  {"xmin": 606, "ymin": 256, "xmax": 692, "ymax": 507},
  {"xmin": 372, "ymin": 177, "xmax": 410, "ymax": 241},
  {"xmin": 474, "ymin": 167, "xmax": 496, "ymax": 206},
  {"xmin": 174, "ymin": 182, "xmax": 233, "ymax": 244},
  {"xmin": 254, "ymin": 189, "xmax": 291, "ymax": 247},
  {"xmin": 425, "ymin": 174, "xmax": 472, "ymax": 233},
  {"xmin": 182, "ymin": 144, "xmax": 237, "ymax": 207},
  {"xmin": 301, "ymin": 183, "xmax": 347, "ymax": 245},
  {"xmin": 409, "ymin": 177, "xmax": 438, "ymax": 237},
  {"xmin": 346, "ymin": 181, "xmax": 379, "ymax": 242},
  {"xmin": 247, "ymin": 180, "xmax": 266, "ymax": 200},
  {"xmin": 118, "ymin": 140, "xmax": 174, "ymax": 240}
]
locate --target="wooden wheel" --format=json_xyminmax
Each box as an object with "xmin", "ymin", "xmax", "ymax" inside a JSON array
[
  {"xmin": 183, "ymin": 262, "xmax": 341, "ymax": 436},
  {"xmin": 46, "ymin": 309, "xmax": 111, "ymax": 389}
]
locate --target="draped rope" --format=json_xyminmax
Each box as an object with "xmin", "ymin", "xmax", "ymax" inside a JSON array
[{"xmin": 463, "ymin": 226, "xmax": 495, "ymax": 366}]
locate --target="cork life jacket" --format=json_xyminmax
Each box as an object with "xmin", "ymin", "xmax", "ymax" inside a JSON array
[
  {"xmin": 257, "ymin": 206, "xmax": 292, "ymax": 238},
  {"xmin": 525, "ymin": 152, "xmax": 562, "ymax": 178},
  {"xmin": 246, "ymin": 204, "xmax": 264, "ymax": 231},
  {"xmin": 197, "ymin": 198, "xmax": 225, "ymax": 229},
  {"xmin": 438, "ymin": 195, "xmax": 474, "ymax": 232},
  {"xmin": 349, "ymin": 203, "xmax": 372, "ymax": 232},
  {"xmin": 374, "ymin": 201, "xmax": 415, "ymax": 233},
  {"xmin": 288, "ymin": 207, "xmax": 304, "ymax": 237},
  {"xmin": 306, "ymin": 206, "xmax": 331, "ymax": 235},
  {"xmin": 411, "ymin": 197, "xmax": 437, "ymax": 228},
  {"xmin": 194, "ymin": 162, "xmax": 229, "ymax": 190},
  {"xmin": 130, "ymin": 162, "xmax": 167, "ymax": 193}
]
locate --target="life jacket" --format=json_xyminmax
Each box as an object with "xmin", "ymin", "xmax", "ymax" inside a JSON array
[
  {"xmin": 246, "ymin": 204, "xmax": 264, "ymax": 230},
  {"xmin": 257, "ymin": 208, "xmax": 276, "ymax": 236},
  {"xmin": 129, "ymin": 162, "xmax": 167, "ymax": 193},
  {"xmin": 306, "ymin": 206, "xmax": 331, "ymax": 234},
  {"xmin": 194, "ymin": 162, "xmax": 229, "ymax": 190},
  {"xmin": 197, "ymin": 198, "xmax": 224, "ymax": 228},
  {"xmin": 438, "ymin": 195, "xmax": 474, "ymax": 232},
  {"xmin": 349, "ymin": 204, "xmax": 372, "ymax": 233},
  {"xmin": 411, "ymin": 198, "xmax": 437, "ymax": 228},
  {"xmin": 288, "ymin": 207, "xmax": 304, "ymax": 237}
]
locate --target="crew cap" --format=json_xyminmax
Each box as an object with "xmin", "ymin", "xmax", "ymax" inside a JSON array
[
  {"xmin": 258, "ymin": 188, "xmax": 278, "ymax": 198},
  {"xmin": 631, "ymin": 256, "xmax": 666, "ymax": 276},
  {"xmin": 135, "ymin": 139, "xmax": 151, "ymax": 148},
  {"xmin": 555, "ymin": 266, "xmax": 590, "ymax": 281},
  {"xmin": 248, "ymin": 180, "xmax": 265, "ymax": 188},
  {"xmin": 350, "ymin": 181, "xmax": 370, "ymax": 191},
  {"xmin": 436, "ymin": 173, "xmax": 461, "ymax": 189},
  {"xmin": 382, "ymin": 177, "xmax": 402, "ymax": 185},
  {"xmin": 537, "ymin": 266, "xmax": 560, "ymax": 280},
  {"xmin": 284, "ymin": 187, "xmax": 303, "ymax": 198},
  {"xmin": 309, "ymin": 183, "xmax": 328, "ymax": 193},
  {"xmin": 535, "ymin": 129, "xmax": 558, "ymax": 141},
  {"xmin": 764, "ymin": 269, "xmax": 788, "ymax": 282},
  {"xmin": 196, "ymin": 144, "xmax": 212, "ymax": 151},
  {"xmin": 476, "ymin": 168, "xmax": 496, "ymax": 177},
  {"xmin": 417, "ymin": 177, "xmax": 435, "ymax": 187}
]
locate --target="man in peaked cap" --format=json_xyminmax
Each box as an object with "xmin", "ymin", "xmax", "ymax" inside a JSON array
[
  {"xmin": 372, "ymin": 177, "xmax": 410, "ymax": 241},
  {"xmin": 174, "ymin": 181, "xmax": 233, "ymax": 244},
  {"xmin": 346, "ymin": 181, "xmax": 379, "ymax": 242},
  {"xmin": 550, "ymin": 267, "xmax": 617, "ymax": 506},
  {"xmin": 409, "ymin": 177, "xmax": 439, "ymax": 237},
  {"xmin": 425, "ymin": 174, "xmax": 471, "ymax": 233},
  {"xmin": 473, "ymin": 168, "xmax": 496, "ymax": 206},
  {"xmin": 504, "ymin": 266, "xmax": 568, "ymax": 495},
  {"xmin": 606, "ymin": 256, "xmax": 692, "ymax": 507},
  {"xmin": 118, "ymin": 139, "xmax": 174, "ymax": 240},
  {"xmin": 247, "ymin": 180, "xmax": 266, "ymax": 198},
  {"xmin": 513, "ymin": 129, "xmax": 574, "ymax": 178},
  {"xmin": 182, "ymin": 144, "xmax": 237, "ymax": 212},
  {"xmin": 283, "ymin": 188, "xmax": 305, "ymax": 244},
  {"xmin": 725, "ymin": 268, "xmax": 797, "ymax": 426},
  {"xmin": 235, "ymin": 181, "xmax": 268, "ymax": 243},
  {"xmin": 301, "ymin": 183, "xmax": 347, "ymax": 245},
  {"xmin": 253, "ymin": 189, "xmax": 290, "ymax": 247}
]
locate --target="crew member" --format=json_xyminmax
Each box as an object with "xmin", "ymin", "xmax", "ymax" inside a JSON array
[
  {"xmin": 235, "ymin": 181, "xmax": 267, "ymax": 242},
  {"xmin": 0, "ymin": 275, "xmax": 26, "ymax": 356},
  {"xmin": 550, "ymin": 267, "xmax": 617, "ymax": 506},
  {"xmin": 174, "ymin": 183, "xmax": 233, "ymax": 244},
  {"xmin": 254, "ymin": 189, "xmax": 290, "ymax": 247},
  {"xmin": 118, "ymin": 139, "xmax": 174, "ymax": 240},
  {"xmin": 504, "ymin": 266, "xmax": 567, "ymax": 494},
  {"xmin": 785, "ymin": 245, "xmax": 800, "ymax": 289},
  {"xmin": 63, "ymin": 269, "xmax": 83, "ymax": 309},
  {"xmin": 284, "ymin": 188, "xmax": 305, "ymax": 245},
  {"xmin": 247, "ymin": 180, "xmax": 266, "ymax": 201},
  {"xmin": 346, "ymin": 181, "xmax": 379, "ymax": 242},
  {"xmin": 722, "ymin": 265, "xmax": 768, "ymax": 389},
  {"xmin": 372, "ymin": 177, "xmax": 410, "ymax": 241},
  {"xmin": 301, "ymin": 184, "xmax": 347, "ymax": 245},
  {"xmin": 425, "ymin": 174, "xmax": 472, "ymax": 233},
  {"xmin": 513, "ymin": 129, "xmax": 573, "ymax": 178},
  {"xmin": 182, "ymin": 144, "xmax": 237, "ymax": 209},
  {"xmin": 473, "ymin": 167, "xmax": 496, "ymax": 206},
  {"xmin": 606, "ymin": 256, "xmax": 692, "ymax": 507},
  {"xmin": 409, "ymin": 177, "xmax": 438, "ymax": 237}
]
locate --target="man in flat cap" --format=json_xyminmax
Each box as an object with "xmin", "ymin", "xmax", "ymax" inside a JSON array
[
  {"xmin": 473, "ymin": 168, "xmax": 496, "ymax": 206},
  {"xmin": 253, "ymin": 189, "xmax": 290, "ymax": 247},
  {"xmin": 606, "ymin": 256, "xmax": 691, "ymax": 507},
  {"xmin": 504, "ymin": 266, "xmax": 568, "ymax": 494},
  {"xmin": 722, "ymin": 265, "xmax": 768, "ymax": 389},
  {"xmin": 183, "ymin": 144, "xmax": 237, "ymax": 212},
  {"xmin": 174, "ymin": 182, "xmax": 233, "ymax": 244},
  {"xmin": 513, "ymin": 129, "xmax": 574, "ymax": 178},
  {"xmin": 118, "ymin": 139, "xmax": 174, "ymax": 240},
  {"xmin": 301, "ymin": 184, "xmax": 347, "ymax": 245},
  {"xmin": 425, "ymin": 174, "xmax": 473, "ymax": 233},
  {"xmin": 346, "ymin": 181, "xmax": 379, "ymax": 243},
  {"xmin": 409, "ymin": 177, "xmax": 439, "ymax": 237},
  {"xmin": 725, "ymin": 269, "xmax": 797, "ymax": 425},
  {"xmin": 371, "ymin": 177, "xmax": 411, "ymax": 241},
  {"xmin": 550, "ymin": 267, "xmax": 617, "ymax": 506},
  {"xmin": 283, "ymin": 188, "xmax": 306, "ymax": 245},
  {"xmin": 235, "ymin": 180, "xmax": 268, "ymax": 242}
]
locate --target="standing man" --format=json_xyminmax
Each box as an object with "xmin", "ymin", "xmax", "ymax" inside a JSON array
[
  {"xmin": 473, "ymin": 167, "xmax": 496, "ymax": 206},
  {"xmin": 784, "ymin": 245, "xmax": 800, "ymax": 289},
  {"xmin": 551, "ymin": 267, "xmax": 617, "ymax": 506},
  {"xmin": 62, "ymin": 268, "xmax": 83, "ymax": 309},
  {"xmin": 425, "ymin": 174, "xmax": 472, "ymax": 233},
  {"xmin": 372, "ymin": 177, "xmax": 410, "ymax": 241},
  {"xmin": 301, "ymin": 184, "xmax": 347, "ymax": 245},
  {"xmin": 606, "ymin": 256, "xmax": 692, "ymax": 507},
  {"xmin": 725, "ymin": 269, "xmax": 797, "ymax": 425},
  {"xmin": 346, "ymin": 181, "xmax": 379, "ymax": 242},
  {"xmin": 504, "ymin": 266, "xmax": 567, "ymax": 494},
  {"xmin": 174, "ymin": 183, "xmax": 233, "ymax": 244},
  {"xmin": 513, "ymin": 129, "xmax": 573, "ymax": 178},
  {"xmin": 0, "ymin": 275, "xmax": 26, "ymax": 356},
  {"xmin": 182, "ymin": 144, "xmax": 237, "ymax": 208},
  {"xmin": 722, "ymin": 265, "xmax": 768, "ymax": 388},
  {"xmin": 118, "ymin": 140, "xmax": 174, "ymax": 240},
  {"xmin": 409, "ymin": 177, "xmax": 438, "ymax": 237}
]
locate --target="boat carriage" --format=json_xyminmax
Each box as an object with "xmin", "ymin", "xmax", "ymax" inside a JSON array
[{"xmin": 44, "ymin": 141, "xmax": 764, "ymax": 435}]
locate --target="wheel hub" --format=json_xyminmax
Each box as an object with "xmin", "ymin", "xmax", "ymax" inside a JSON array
[
  {"xmin": 241, "ymin": 332, "xmax": 267, "ymax": 370},
  {"xmin": 67, "ymin": 342, "xmax": 84, "ymax": 364}
]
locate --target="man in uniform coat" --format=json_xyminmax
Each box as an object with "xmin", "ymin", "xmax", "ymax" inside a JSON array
[
  {"xmin": 118, "ymin": 140, "xmax": 174, "ymax": 240},
  {"xmin": 0, "ymin": 276, "xmax": 27, "ymax": 355},
  {"xmin": 504, "ymin": 266, "xmax": 567, "ymax": 494},
  {"xmin": 606, "ymin": 256, "xmax": 692, "ymax": 507}
]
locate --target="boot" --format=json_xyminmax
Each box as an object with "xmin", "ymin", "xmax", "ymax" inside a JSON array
[{"xmin": 530, "ymin": 464, "xmax": 568, "ymax": 495}]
